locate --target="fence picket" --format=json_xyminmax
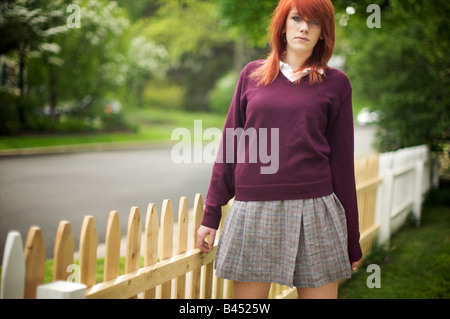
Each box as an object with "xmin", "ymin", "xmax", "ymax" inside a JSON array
[
  {"xmin": 24, "ymin": 226, "xmax": 45, "ymax": 299},
  {"xmin": 220, "ymin": 202, "xmax": 235, "ymax": 299},
  {"xmin": 143, "ymin": 203, "xmax": 159, "ymax": 299},
  {"xmin": 175, "ymin": 197, "xmax": 189, "ymax": 298},
  {"xmin": 125, "ymin": 207, "xmax": 142, "ymax": 299},
  {"xmin": 354, "ymin": 155, "xmax": 381, "ymax": 255},
  {"xmin": 213, "ymin": 205, "xmax": 227, "ymax": 299},
  {"xmin": 104, "ymin": 211, "xmax": 121, "ymax": 282},
  {"xmin": 159, "ymin": 200, "xmax": 174, "ymax": 299},
  {"xmin": 79, "ymin": 216, "xmax": 98, "ymax": 287},
  {"xmin": 53, "ymin": 221, "xmax": 74, "ymax": 282},
  {"xmin": 202, "ymin": 262, "xmax": 214, "ymax": 299},
  {"xmin": 0, "ymin": 231, "xmax": 25, "ymax": 299},
  {"xmin": 190, "ymin": 193, "xmax": 203, "ymax": 299}
]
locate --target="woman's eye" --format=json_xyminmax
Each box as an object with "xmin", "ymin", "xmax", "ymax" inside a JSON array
[
  {"xmin": 309, "ymin": 20, "xmax": 319, "ymax": 25},
  {"xmin": 293, "ymin": 16, "xmax": 302, "ymax": 22}
]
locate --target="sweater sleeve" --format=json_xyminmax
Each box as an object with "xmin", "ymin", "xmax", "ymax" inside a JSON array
[
  {"xmin": 201, "ymin": 67, "xmax": 248, "ymax": 229},
  {"xmin": 326, "ymin": 88, "xmax": 363, "ymax": 263}
]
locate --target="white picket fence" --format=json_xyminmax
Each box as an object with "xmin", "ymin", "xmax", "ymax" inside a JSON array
[
  {"xmin": 375, "ymin": 145, "xmax": 438, "ymax": 247},
  {"xmin": 0, "ymin": 145, "xmax": 439, "ymax": 299}
]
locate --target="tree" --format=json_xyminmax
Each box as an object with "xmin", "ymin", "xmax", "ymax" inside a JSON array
[
  {"xmin": 0, "ymin": 0, "xmax": 71, "ymax": 128},
  {"xmin": 213, "ymin": 0, "xmax": 278, "ymax": 47},
  {"xmin": 341, "ymin": 0, "xmax": 450, "ymax": 152},
  {"xmin": 140, "ymin": 0, "xmax": 235, "ymax": 111},
  {"xmin": 0, "ymin": 0, "xmax": 71, "ymax": 97}
]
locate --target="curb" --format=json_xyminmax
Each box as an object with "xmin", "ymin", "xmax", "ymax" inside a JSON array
[{"xmin": 0, "ymin": 140, "xmax": 173, "ymax": 157}]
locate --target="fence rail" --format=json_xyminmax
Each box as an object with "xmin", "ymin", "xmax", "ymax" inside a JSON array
[{"xmin": 0, "ymin": 145, "xmax": 437, "ymax": 299}]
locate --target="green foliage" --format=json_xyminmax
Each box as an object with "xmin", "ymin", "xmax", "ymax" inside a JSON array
[
  {"xmin": 0, "ymin": 91, "xmax": 21, "ymax": 134},
  {"xmin": 343, "ymin": 0, "xmax": 450, "ymax": 152},
  {"xmin": 142, "ymin": 83, "xmax": 185, "ymax": 110},
  {"xmin": 141, "ymin": 0, "xmax": 235, "ymax": 111},
  {"xmin": 213, "ymin": 0, "xmax": 279, "ymax": 46},
  {"xmin": 208, "ymin": 70, "xmax": 239, "ymax": 114},
  {"xmin": 143, "ymin": 0, "xmax": 231, "ymax": 62},
  {"xmin": 6, "ymin": 0, "xmax": 447, "ymax": 152},
  {"xmin": 1, "ymin": 0, "xmax": 170, "ymax": 133}
]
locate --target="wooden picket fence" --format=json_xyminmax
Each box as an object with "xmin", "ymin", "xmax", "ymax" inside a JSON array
[{"xmin": 1, "ymin": 153, "xmax": 408, "ymax": 299}]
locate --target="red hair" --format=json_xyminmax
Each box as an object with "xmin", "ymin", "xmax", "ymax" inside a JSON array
[{"xmin": 251, "ymin": 0, "xmax": 335, "ymax": 85}]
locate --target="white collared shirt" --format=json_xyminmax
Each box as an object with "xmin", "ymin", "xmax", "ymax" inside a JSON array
[{"xmin": 280, "ymin": 61, "xmax": 324, "ymax": 82}]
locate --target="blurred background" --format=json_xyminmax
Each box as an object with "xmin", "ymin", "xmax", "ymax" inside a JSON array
[
  {"xmin": 0, "ymin": 0, "xmax": 447, "ymax": 153},
  {"xmin": 0, "ymin": 0, "xmax": 449, "ymax": 282}
]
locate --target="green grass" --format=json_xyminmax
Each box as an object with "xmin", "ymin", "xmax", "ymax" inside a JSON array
[
  {"xmin": 339, "ymin": 184, "xmax": 450, "ymax": 299},
  {"xmin": 43, "ymin": 257, "xmax": 132, "ymax": 285},
  {"xmin": 0, "ymin": 108, "xmax": 227, "ymax": 150}
]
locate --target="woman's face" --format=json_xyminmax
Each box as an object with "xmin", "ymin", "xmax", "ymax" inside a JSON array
[{"xmin": 284, "ymin": 8, "xmax": 322, "ymax": 57}]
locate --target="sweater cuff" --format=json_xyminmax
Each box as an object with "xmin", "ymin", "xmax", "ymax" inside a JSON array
[
  {"xmin": 201, "ymin": 205, "xmax": 222, "ymax": 230},
  {"xmin": 348, "ymin": 241, "xmax": 363, "ymax": 263}
]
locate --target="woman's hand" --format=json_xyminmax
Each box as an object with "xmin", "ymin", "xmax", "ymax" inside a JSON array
[
  {"xmin": 197, "ymin": 225, "xmax": 217, "ymax": 253},
  {"xmin": 351, "ymin": 260, "xmax": 361, "ymax": 272}
]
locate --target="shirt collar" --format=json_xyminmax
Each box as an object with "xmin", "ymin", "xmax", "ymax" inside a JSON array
[{"xmin": 280, "ymin": 61, "xmax": 324, "ymax": 82}]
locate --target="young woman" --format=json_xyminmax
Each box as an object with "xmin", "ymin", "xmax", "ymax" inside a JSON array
[{"xmin": 197, "ymin": 0, "xmax": 362, "ymax": 299}]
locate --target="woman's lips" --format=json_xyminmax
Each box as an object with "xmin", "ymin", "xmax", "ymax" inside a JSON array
[{"xmin": 295, "ymin": 36, "xmax": 309, "ymax": 42}]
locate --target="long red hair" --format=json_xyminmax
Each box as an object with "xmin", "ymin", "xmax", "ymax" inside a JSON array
[{"xmin": 251, "ymin": 0, "xmax": 335, "ymax": 85}]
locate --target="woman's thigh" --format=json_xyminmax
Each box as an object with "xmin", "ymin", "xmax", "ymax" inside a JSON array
[
  {"xmin": 233, "ymin": 281, "xmax": 272, "ymax": 299},
  {"xmin": 296, "ymin": 281, "xmax": 339, "ymax": 299}
]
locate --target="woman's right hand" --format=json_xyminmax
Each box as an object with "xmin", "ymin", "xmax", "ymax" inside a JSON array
[{"xmin": 197, "ymin": 225, "xmax": 217, "ymax": 253}]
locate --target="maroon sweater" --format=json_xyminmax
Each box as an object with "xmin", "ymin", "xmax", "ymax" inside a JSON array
[{"xmin": 202, "ymin": 60, "xmax": 362, "ymax": 263}]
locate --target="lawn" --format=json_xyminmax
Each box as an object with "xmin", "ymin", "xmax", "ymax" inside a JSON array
[
  {"xmin": 0, "ymin": 108, "xmax": 227, "ymax": 150},
  {"xmin": 339, "ymin": 183, "xmax": 450, "ymax": 299}
]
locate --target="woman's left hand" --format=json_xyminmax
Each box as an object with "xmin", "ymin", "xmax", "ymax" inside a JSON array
[{"xmin": 351, "ymin": 260, "xmax": 361, "ymax": 272}]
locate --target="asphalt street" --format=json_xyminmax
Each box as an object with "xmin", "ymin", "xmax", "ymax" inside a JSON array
[{"xmin": 0, "ymin": 125, "xmax": 376, "ymax": 259}]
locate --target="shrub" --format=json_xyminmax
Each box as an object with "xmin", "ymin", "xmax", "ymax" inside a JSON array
[{"xmin": 208, "ymin": 71, "xmax": 239, "ymax": 114}]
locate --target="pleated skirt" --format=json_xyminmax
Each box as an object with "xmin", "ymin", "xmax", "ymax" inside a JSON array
[{"xmin": 214, "ymin": 193, "xmax": 352, "ymax": 288}]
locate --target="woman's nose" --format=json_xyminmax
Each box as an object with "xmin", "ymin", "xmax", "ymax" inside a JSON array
[{"xmin": 299, "ymin": 21, "xmax": 309, "ymax": 33}]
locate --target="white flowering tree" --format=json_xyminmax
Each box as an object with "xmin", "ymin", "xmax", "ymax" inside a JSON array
[
  {"xmin": 1, "ymin": 0, "xmax": 170, "ymax": 130},
  {"xmin": 0, "ymin": 0, "xmax": 70, "ymax": 98},
  {"xmin": 119, "ymin": 36, "xmax": 168, "ymax": 107},
  {"xmin": 42, "ymin": 0, "xmax": 169, "ymax": 125}
]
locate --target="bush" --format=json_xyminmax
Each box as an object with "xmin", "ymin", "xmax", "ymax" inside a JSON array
[
  {"xmin": 345, "ymin": 0, "xmax": 450, "ymax": 153},
  {"xmin": 141, "ymin": 84, "xmax": 184, "ymax": 110},
  {"xmin": 0, "ymin": 91, "xmax": 21, "ymax": 134},
  {"xmin": 208, "ymin": 70, "xmax": 239, "ymax": 114}
]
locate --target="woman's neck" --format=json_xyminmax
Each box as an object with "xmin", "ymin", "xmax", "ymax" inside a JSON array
[{"xmin": 282, "ymin": 50, "xmax": 312, "ymax": 71}]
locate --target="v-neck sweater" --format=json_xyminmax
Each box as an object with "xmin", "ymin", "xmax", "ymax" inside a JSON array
[{"xmin": 202, "ymin": 60, "xmax": 362, "ymax": 263}]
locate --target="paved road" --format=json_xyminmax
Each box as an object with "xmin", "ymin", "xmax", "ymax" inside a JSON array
[
  {"xmin": 0, "ymin": 125, "xmax": 376, "ymax": 259},
  {"xmin": 0, "ymin": 146, "xmax": 213, "ymax": 259}
]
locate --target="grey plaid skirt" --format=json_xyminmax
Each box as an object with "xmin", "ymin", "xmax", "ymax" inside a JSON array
[{"xmin": 214, "ymin": 193, "xmax": 351, "ymax": 288}]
